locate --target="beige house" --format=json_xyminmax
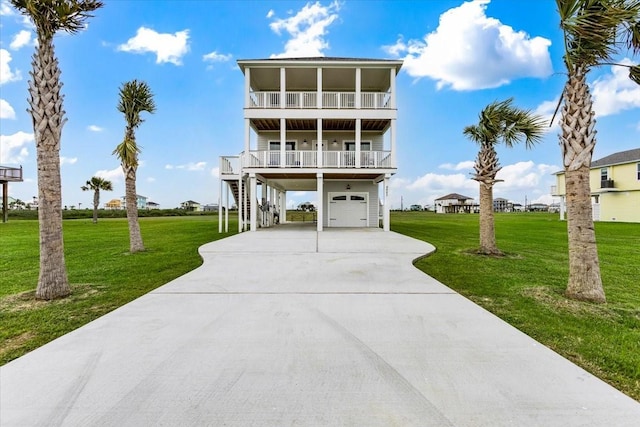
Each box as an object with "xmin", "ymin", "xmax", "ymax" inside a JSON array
[
  {"xmin": 552, "ymin": 148, "xmax": 640, "ymax": 222},
  {"xmin": 104, "ymin": 199, "xmax": 122, "ymax": 210},
  {"xmin": 219, "ymin": 57, "xmax": 401, "ymax": 232}
]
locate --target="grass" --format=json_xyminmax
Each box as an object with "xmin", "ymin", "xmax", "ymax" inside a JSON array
[
  {"xmin": 391, "ymin": 211, "xmax": 640, "ymax": 401},
  {"xmin": 1, "ymin": 213, "xmax": 638, "ymax": 400},
  {"xmin": 0, "ymin": 216, "xmax": 237, "ymax": 364}
]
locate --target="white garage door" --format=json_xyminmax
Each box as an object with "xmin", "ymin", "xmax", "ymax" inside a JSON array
[{"xmin": 329, "ymin": 193, "xmax": 368, "ymax": 227}]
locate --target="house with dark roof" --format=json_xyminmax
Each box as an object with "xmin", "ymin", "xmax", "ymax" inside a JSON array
[
  {"xmin": 434, "ymin": 193, "xmax": 478, "ymax": 214},
  {"xmin": 552, "ymin": 148, "xmax": 640, "ymax": 222},
  {"xmin": 218, "ymin": 57, "xmax": 402, "ymax": 232}
]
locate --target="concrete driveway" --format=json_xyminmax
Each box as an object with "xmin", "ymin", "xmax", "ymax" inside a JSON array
[{"xmin": 2, "ymin": 226, "xmax": 639, "ymax": 426}]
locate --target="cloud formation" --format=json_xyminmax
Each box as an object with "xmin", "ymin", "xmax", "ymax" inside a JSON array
[
  {"xmin": 0, "ymin": 130, "xmax": 33, "ymax": 163},
  {"xmin": 0, "ymin": 48, "xmax": 22, "ymax": 84},
  {"xmin": 269, "ymin": 1, "xmax": 340, "ymax": 58},
  {"xmin": 383, "ymin": 0, "xmax": 552, "ymax": 90},
  {"xmin": 0, "ymin": 98, "xmax": 16, "ymax": 119},
  {"xmin": 591, "ymin": 59, "xmax": 640, "ymax": 116},
  {"xmin": 438, "ymin": 160, "xmax": 475, "ymax": 171},
  {"xmin": 203, "ymin": 51, "xmax": 232, "ymax": 63},
  {"xmin": 165, "ymin": 161, "xmax": 207, "ymax": 171},
  {"xmin": 10, "ymin": 30, "xmax": 31, "ymax": 50},
  {"xmin": 95, "ymin": 166, "xmax": 124, "ymax": 182},
  {"xmin": 60, "ymin": 156, "xmax": 78, "ymax": 165},
  {"xmin": 87, "ymin": 125, "xmax": 104, "ymax": 132},
  {"xmin": 118, "ymin": 27, "xmax": 190, "ymax": 65}
]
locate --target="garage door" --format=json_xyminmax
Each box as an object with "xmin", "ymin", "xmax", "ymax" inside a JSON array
[{"xmin": 329, "ymin": 193, "xmax": 368, "ymax": 227}]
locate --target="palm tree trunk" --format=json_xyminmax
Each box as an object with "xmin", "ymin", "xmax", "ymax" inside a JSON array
[
  {"xmin": 560, "ymin": 67, "xmax": 605, "ymax": 303},
  {"xmin": 478, "ymin": 182, "xmax": 500, "ymax": 255},
  {"xmin": 92, "ymin": 189, "xmax": 99, "ymax": 223},
  {"xmin": 30, "ymin": 36, "xmax": 70, "ymax": 300},
  {"xmin": 124, "ymin": 166, "xmax": 144, "ymax": 252}
]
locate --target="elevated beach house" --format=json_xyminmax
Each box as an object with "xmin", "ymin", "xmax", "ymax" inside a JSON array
[
  {"xmin": 219, "ymin": 57, "xmax": 402, "ymax": 232},
  {"xmin": 552, "ymin": 148, "xmax": 640, "ymax": 222}
]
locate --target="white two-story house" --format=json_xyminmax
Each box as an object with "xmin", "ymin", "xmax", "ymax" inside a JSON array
[{"xmin": 219, "ymin": 57, "xmax": 402, "ymax": 232}]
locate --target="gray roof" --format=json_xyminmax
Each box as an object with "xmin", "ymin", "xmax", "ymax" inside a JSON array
[
  {"xmin": 238, "ymin": 56, "xmax": 402, "ymax": 63},
  {"xmin": 591, "ymin": 148, "xmax": 640, "ymax": 168},
  {"xmin": 435, "ymin": 193, "xmax": 473, "ymax": 201}
]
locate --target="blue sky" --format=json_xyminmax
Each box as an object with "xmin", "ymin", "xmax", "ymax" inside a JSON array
[{"xmin": 1, "ymin": 0, "xmax": 639, "ymax": 210}]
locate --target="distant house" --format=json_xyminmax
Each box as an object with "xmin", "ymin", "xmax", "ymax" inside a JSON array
[
  {"xmin": 493, "ymin": 198, "xmax": 510, "ymax": 212},
  {"xmin": 146, "ymin": 201, "xmax": 160, "ymax": 210},
  {"xmin": 527, "ymin": 203, "xmax": 549, "ymax": 212},
  {"xmin": 552, "ymin": 148, "xmax": 640, "ymax": 222},
  {"xmin": 203, "ymin": 203, "xmax": 219, "ymax": 212},
  {"xmin": 298, "ymin": 202, "xmax": 315, "ymax": 212},
  {"xmin": 104, "ymin": 199, "xmax": 122, "ymax": 210},
  {"xmin": 181, "ymin": 200, "xmax": 202, "ymax": 212},
  {"xmin": 121, "ymin": 194, "xmax": 148, "ymax": 210},
  {"xmin": 434, "ymin": 193, "xmax": 478, "ymax": 214}
]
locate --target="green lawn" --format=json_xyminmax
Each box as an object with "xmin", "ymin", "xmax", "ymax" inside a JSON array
[
  {"xmin": 0, "ymin": 216, "xmax": 237, "ymax": 364},
  {"xmin": 1, "ymin": 213, "xmax": 638, "ymax": 400},
  {"xmin": 392, "ymin": 211, "xmax": 640, "ymax": 401}
]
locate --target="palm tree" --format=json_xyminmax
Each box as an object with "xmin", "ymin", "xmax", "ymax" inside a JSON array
[
  {"xmin": 10, "ymin": 0, "xmax": 103, "ymax": 300},
  {"xmin": 81, "ymin": 176, "xmax": 112, "ymax": 223},
  {"xmin": 114, "ymin": 80, "xmax": 156, "ymax": 253},
  {"xmin": 464, "ymin": 99, "xmax": 546, "ymax": 255},
  {"xmin": 556, "ymin": 0, "xmax": 639, "ymax": 303}
]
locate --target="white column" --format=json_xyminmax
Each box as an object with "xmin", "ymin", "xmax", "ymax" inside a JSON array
[
  {"xmin": 317, "ymin": 173, "xmax": 323, "ymax": 232},
  {"xmin": 244, "ymin": 67, "xmax": 251, "ymax": 108},
  {"xmin": 218, "ymin": 179, "xmax": 223, "ymax": 233},
  {"xmin": 390, "ymin": 67, "xmax": 397, "ymax": 109},
  {"xmin": 250, "ymin": 174, "xmax": 257, "ymax": 231},
  {"xmin": 355, "ymin": 67, "xmax": 361, "ymax": 109},
  {"xmin": 261, "ymin": 180, "xmax": 267, "ymax": 227},
  {"xmin": 317, "ymin": 118, "xmax": 323, "ymax": 167},
  {"xmin": 238, "ymin": 178, "xmax": 243, "ymax": 233},
  {"xmin": 280, "ymin": 67, "xmax": 286, "ymax": 109},
  {"xmin": 280, "ymin": 118, "xmax": 286, "ymax": 167},
  {"xmin": 355, "ymin": 118, "xmax": 361, "ymax": 168},
  {"xmin": 244, "ymin": 118, "xmax": 250, "ymax": 155},
  {"xmin": 390, "ymin": 119, "xmax": 396, "ymax": 168},
  {"xmin": 225, "ymin": 183, "xmax": 229, "ymax": 232},
  {"xmin": 317, "ymin": 67, "xmax": 322, "ymax": 108},
  {"xmin": 281, "ymin": 191, "xmax": 287, "ymax": 223},
  {"xmin": 383, "ymin": 174, "xmax": 391, "ymax": 231}
]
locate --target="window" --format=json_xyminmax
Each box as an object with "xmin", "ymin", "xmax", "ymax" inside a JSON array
[
  {"xmin": 332, "ymin": 195, "xmax": 347, "ymax": 201},
  {"xmin": 269, "ymin": 141, "xmax": 296, "ymax": 151},
  {"xmin": 344, "ymin": 142, "xmax": 371, "ymax": 151},
  {"xmin": 637, "ymin": 163, "xmax": 640, "ymax": 180},
  {"xmin": 351, "ymin": 195, "xmax": 365, "ymax": 201},
  {"xmin": 600, "ymin": 168, "xmax": 608, "ymax": 181}
]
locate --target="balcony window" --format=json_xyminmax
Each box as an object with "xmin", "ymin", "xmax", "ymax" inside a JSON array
[
  {"xmin": 269, "ymin": 141, "xmax": 296, "ymax": 151},
  {"xmin": 600, "ymin": 168, "xmax": 608, "ymax": 181},
  {"xmin": 637, "ymin": 163, "xmax": 640, "ymax": 180},
  {"xmin": 344, "ymin": 142, "xmax": 371, "ymax": 151}
]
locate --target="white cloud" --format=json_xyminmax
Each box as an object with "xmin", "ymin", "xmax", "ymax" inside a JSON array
[
  {"xmin": 165, "ymin": 161, "xmax": 207, "ymax": 171},
  {"xmin": 533, "ymin": 98, "xmax": 560, "ymax": 131},
  {"xmin": 0, "ymin": 98, "xmax": 16, "ymax": 119},
  {"xmin": 406, "ymin": 172, "xmax": 476, "ymax": 192},
  {"xmin": 95, "ymin": 166, "xmax": 124, "ymax": 182},
  {"xmin": 0, "ymin": 48, "xmax": 22, "ymax": 84},
  {"xmin": 591, "ymin": 59, "xmax": 640, "ymax": 117},
  {"xmin": 210, "ymin": 167, "xmax": 219, "ymax": 178},
  {"xmin": 203, "ymin": 51, "xmax": 232, "ymax": 63},
  {"xmin": 60, "ymin": 156, "xmax": 77, "ymax": 165},
  {"xmin": 266, "ymin": 9, "xmax": 275, "ymax": 18},
  {"xmin": 118, "ymin": 27, "xmax": 190, "ymax": 65},
  {"xmin": 0, "ymin": 130, "xmax": 33, "ymax": 163},
  {"xmin": 439, "ymin": 160, "xmax": 475, "ymax": 171},
  {"xmin": 10, "ymin": 30, "xmax": 31, "ymax": 50},
  {"xmin": 87, "ymin": 124, "xmax": 103, "ymax": 132},
  {"xmin": 384, "ymin": 0, "xmax": 552, "ymax": 90},
  {"xmin": 146, "ymin": 177, "xmax": 156, "ymax": 183},
  {"xmin": 0, "ymin": 1, "xmax": 15, "ymax": 16},
  {"xmin": 269, "ymin": 1, "xmax": 341, "ymax": 58}
]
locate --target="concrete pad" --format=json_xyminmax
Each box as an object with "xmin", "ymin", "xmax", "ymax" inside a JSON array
[{"xmin": 1, "ymin": 228, "xmax": 639, "ymax": 426}]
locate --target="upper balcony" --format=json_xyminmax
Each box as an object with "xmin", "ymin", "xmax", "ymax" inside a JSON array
[{"xmin": 249, "ymin": 91, "xmax": 392, "ymax": 110}]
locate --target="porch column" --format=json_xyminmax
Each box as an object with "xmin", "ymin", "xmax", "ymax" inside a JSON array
[
  {"xmin": 218, "ymin": 179, "xmax": 223, "ymax": 233},
  {"xmin": 250, "ymin": 173, "xmax": 257, "ymax": 231},
  {"xmin": 355, "ymin": 67, "xmax": 361, "ymax": 109},
  {"xmin": 225, "ymin": 182, "xmax": 229, "ymax": 232},
  {"xmin": 317, "ymin": 173, "xmax": 323, "ymax": 232},
  {"xmin": 317, "ymin": 67, "xmax": 322, "ymax": 108},
  {"xmin": 390, "ymin": 119, "xmax": 396, "ymax": 167},
  {"xmin": 280, "ymin": 118, "xmax": 286, "ymax": 168},
  {"xmin": 280, "ymin": 67, "xmax": 286, "ymax": 109},
  {"xmin": 383, "ymin": 174, "xmax": 391, "ymax": 231},
  {"xmin": 244, "ymin": 67, "xmax": 251, "ymax": 108},
  {"xmin": 390, "ymin": 67, "xmax": 397, "ymax": 109},
  {"xmin": 244, "ymin": 118, "xmax": 250, "ymax": 156},
  {"xmin": 238, "ymin": 177, "xmax": 243, "ymax": 232},
  {"xmin": 261, "ymin": 180, "xmax": 268, "ymax": 227},
  {"xmin": 317, "ymin": 118, "xmax": 323, "ymax": 167},
  {"xmin": 355, "ymin": 118, "xmax": 361, "ymax": 168},
  {"xmin": 281, "ymin": 191, "xmax": 287, "ymax": 223}
]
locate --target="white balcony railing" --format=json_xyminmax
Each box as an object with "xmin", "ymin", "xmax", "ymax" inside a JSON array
[
  {"xmin": 248, "ymin": 91, "xmax": 392, "ymax": 109},
  {"xmin": 220, "ymin": 156, "xmax": 240, "ymax": 175},
  {"xmin": 242, "ymin": 150, "xmax": 392, "ymax": 169}
]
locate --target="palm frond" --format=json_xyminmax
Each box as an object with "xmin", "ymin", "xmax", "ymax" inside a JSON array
[
  {"xmin": 10, "ymin": 0, "xmax": 103, "ymax": 39},
  {"xmin": 113, "ymin": 137, "xmax": 141, "ymax": 168},
  {"xmin": 117, "ymin": 80, "xmax": 156, "ymax": 130}
]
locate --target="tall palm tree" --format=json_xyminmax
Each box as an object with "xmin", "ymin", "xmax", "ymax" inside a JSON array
[
  {"xmin": 81, "ymin": 176, "xmax": 112, "ymax": 223},
  {"xmin": 556, "ymin": 0, "xmax": 639, "ymax": 303},
  {"xmin": 10, "ymin": 0, "xmax": 103, "ymax": 300},
  {"xmin": 464, "ymin": 99, "xmax": 546, "ymax": 255},
  {"xmin": 114, "ymin": 80, "xmax": 156, "ymax": 253}
]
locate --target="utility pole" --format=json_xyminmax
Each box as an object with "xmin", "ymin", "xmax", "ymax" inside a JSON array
[{"xmin": 401, "ymin": 196, "xmax": 404, "ymax": 211}]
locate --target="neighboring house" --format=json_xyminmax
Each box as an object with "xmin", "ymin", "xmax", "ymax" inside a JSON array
[
  {"xmin": 1, "ymin": 165, "xmax": 23, "ymax": 222},
  {"xmin": 120, "ymin": 194, "xmax": 148, "ymax": 210},
  {"xmin": 146, "ymin": 201, "xmax": 160, "ymax": 210},
  {"xmin": 104, "ymin": 199, "xmax": 122, "ymax": 210},
  {"xmin": 493, "ymin": 197, "xmax": 510, "ymax": 212},
  {"xmin": 527, "ymin": 203, "xmax": 549, "ymax": 212},
  {"xmin": 219, "ymin": 57, "xmax": 402, "ymax": 232},
  {"xmin": 181, "ymin": 200, "xmax": 202, "ymax": 212},
  {"xmin": 203, "ymin": 203, "xmax": 218, "ymax": 212},
  {"xmin": 298, "ymin": 202, "xmax": 315, "ymax": 212},
  {"xmin": 434, "ymin": 193, "xmax": 478, "ymax": 214},
  {"xmin": 552, "ymin": 148, "xmax": 640, "ymax": 222}
]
